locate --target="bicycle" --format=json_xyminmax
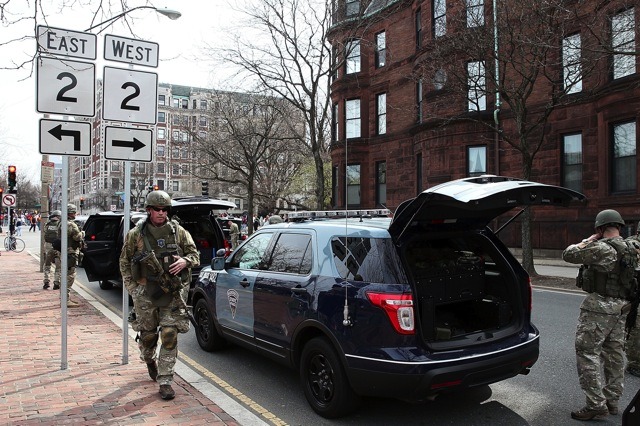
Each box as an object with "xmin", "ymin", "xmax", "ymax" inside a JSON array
[{"xmin": 4, "ymin": 234, "xmax": 25, "ymax": 253}]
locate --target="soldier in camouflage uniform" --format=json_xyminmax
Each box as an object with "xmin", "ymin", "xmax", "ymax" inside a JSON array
[
  {"xmin": 625, "ymin": 222, "xmax": 640, "ymax": 378},
  {"xmin": 63, "ymin": 204, "xmax": 85, "ymax": 307},
  {"xmin": 563, "ymin": 209, "xmax": 634, "ymax": 421},
  {"xmin": 119, "ymin": 190, "xmax": 199, "ymax": 400},
  {"xmin": 43, "ymin": 210, "xmax": 62, "ymax": 290}
]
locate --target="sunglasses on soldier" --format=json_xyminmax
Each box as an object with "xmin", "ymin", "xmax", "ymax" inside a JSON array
[{"xmin": 150, "ymin": 206, "xmax": 170, "ymax": 212}]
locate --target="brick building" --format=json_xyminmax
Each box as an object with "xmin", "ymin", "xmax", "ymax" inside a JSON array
[{"xmin": 328, "ymin": 0, "xmax": 640, "ymax": 249}]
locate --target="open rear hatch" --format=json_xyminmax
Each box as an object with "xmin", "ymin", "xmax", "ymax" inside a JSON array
[{"xmin": 389, "ymin": 176, "xmax": 585, "ymax": 349}]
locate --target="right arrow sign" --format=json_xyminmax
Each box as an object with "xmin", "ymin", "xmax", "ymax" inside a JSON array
[{"xmin": 105, "ymin": 126, "xmax": 153, "ymax": 162}]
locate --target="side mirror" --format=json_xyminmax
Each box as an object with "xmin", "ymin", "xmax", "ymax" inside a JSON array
[{"xmin": 211, "ymin": 257, "xmax": 226, "ymax": 271}]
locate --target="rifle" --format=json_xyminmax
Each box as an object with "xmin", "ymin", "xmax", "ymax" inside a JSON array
[{"xmin": 131, "ymin": 250, "xmax": 196, "ymax": 327}]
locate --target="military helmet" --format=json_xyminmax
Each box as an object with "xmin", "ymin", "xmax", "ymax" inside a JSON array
[
  {"xmin": 51, "ymin": 210, "xmax": 62, "ymax": 218},
  {"xmin": 594, "ymin": 209, "xmax": 624, "ymax": 228},
  {"xmin": 67, "ymin": 204, "xmax": 77, "ymax": 214},
  {"xmin": 145, "ymin": 190, "xmax": 172, "ymax": 208}
]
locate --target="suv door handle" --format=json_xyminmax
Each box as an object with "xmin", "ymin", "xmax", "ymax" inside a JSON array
[
  {"xmin": 291, "ymin": 287, "xmax": 306, "ymax": 293},
  {"xmin": 240, "ymin": 279, "xmax": 250, "ymax": 288}
]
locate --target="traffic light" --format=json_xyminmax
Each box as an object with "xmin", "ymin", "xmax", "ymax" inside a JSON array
[
  {"xmin": 8, "ymin": 165, "xmax": 16, "ymax": 193},
  {"xmin": 0, "ymin": 187, "xmax": 3, "ymax": 198},
  {"xmin": 80, "ymin": 197, "xmax": 85, "ymax": 208},
  {"xmin": 201, "ymin": 181, "xmax": 209, "ymax": 196},
  {"xmin": 153, "ymin": 184, "xmax": 159, "ymax": 191}
]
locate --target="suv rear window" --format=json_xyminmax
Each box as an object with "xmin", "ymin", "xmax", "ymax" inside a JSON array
[
  {"xmin": 85, "ymin": 219, "xmax": 119, "ymax": 241},
  {"xmin": 331, "ymin": 237, "xmax": 406, "ymax": 284}
]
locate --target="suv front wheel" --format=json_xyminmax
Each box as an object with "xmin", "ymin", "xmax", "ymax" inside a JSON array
[
  {"xmin": 300, "ymin": 337, "xmax": 360, "ymax": 418},
  {"xmin": 194, "ymin": 299, "xmax": 227, "ymax": 351}
]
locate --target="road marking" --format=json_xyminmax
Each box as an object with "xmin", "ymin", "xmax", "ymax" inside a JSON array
[{"xmin": 179, "ymin": 352, "xmax": 289, "ymax": 426}]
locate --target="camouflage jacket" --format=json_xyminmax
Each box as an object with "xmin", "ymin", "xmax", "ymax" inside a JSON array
[
  {"xmin": 119, "ymin": 218, "xmax": 199, "ymax": 294},
  {"xmin": 562, "ymin": 238, "xmax": 618, "ymax": 272},
  {"xmin": 66, "ymin": 219, "xmax": 84, "ymax": 254}
]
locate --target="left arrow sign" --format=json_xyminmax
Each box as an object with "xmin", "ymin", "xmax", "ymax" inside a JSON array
[
  {"xmin": 48, "ymin": 124, "xmax": 81, "ymax": 151},
  {"xmin": 39, "ymin": 119, "xmax": 91, "ymax": 156}
]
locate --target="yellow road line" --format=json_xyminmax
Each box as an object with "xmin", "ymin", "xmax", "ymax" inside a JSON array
[{"xmin": 179, "ymin": 352, "xmax": 289, "ymax": 426}]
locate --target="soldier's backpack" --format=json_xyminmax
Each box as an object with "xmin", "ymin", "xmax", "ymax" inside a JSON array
[
  {"xmin": 44, "ymin": 220, "xmax": 61, "ymax": 243},
  {"xmin": 610, "ymin": 238, "xmax": 640, "ymax": 297}
]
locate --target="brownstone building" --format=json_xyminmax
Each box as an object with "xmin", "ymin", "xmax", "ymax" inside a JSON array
[{"xmin": 328, "ymin": 0, "xmax": 640, "ymax": 250}]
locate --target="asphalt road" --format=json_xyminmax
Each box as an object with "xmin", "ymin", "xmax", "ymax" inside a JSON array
[{"xmin": 19, "ymin": 231, "xmax": 638, "ymax": 425}]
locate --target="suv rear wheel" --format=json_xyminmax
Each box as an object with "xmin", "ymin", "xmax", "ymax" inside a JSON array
[{"xmin": 300, "ymin": 337, "xmax": 360, "ymax": 418}]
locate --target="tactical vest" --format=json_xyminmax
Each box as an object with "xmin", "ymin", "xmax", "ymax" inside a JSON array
[
  {"xmin": 580, "ymin": 238, "xmax": 638, "ymax": 299},
  {"xmin": 44, "ymin": 219, "xmax": 60, "ymax": 243},
  {"xmin": 136, "ymin": 220, "xmax": 185, "ymax": 306}
]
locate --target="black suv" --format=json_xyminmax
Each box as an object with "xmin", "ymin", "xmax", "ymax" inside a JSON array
[
  {"xmin": 191, "ymin": 176, "xmax": 585, "ymax": 418},
  {"xmin": 81, "ymin": 196, "xmax": 235, "ymax": 297}
]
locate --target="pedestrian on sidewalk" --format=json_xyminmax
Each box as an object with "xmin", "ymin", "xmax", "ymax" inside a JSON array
[
  {"xmin": 562, "ymin": 209, "xmax": 637, "ymax": 421},
  {"xmin": 42, "ymin": 210, "xmax": 62, "ymax": 290},
  {"xmin": 119, "ymin": 190, "xmax": 199, "ymax": 401},
  {"xmin": 29, "ymin": 214, "xmax": 37, "ymax": 232}
]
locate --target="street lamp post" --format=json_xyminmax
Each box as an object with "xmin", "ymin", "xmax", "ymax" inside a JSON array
[{"xmin": 85, "ymin": 6, "xmax": 181, "ymax": 32}]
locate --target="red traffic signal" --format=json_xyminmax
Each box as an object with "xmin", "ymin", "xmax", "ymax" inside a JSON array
[
  {"xmin": 153, "ymin": 185, "xmax": 159, "ymax": 190},
  {"xmin": 7, "ymin": 165, "xmax": 16, "ymax": 191}
]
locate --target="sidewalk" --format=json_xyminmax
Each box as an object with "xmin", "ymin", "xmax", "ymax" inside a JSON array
[{"xmin": 0, "ymin": 246, "xmax": 242, "ymax": 425}]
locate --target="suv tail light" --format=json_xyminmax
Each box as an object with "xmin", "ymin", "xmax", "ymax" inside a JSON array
[{"xmin": 366, "ymin": 292, "xmax": 415, "ymax": 335}]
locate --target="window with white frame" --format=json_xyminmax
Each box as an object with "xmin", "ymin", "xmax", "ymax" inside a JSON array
[
  {"xmin": 433, "ymin": 0, "xmax": 446, "ymax": 37},
  {"xmin": 158, "ymin": 111, "xmax": 165, "ymax": 123},
  {"xmin": 172, "ymin": 148, "xmax": 179, "ymax": 158},
  {"xmin": 172, "ymin": 130, "xmax": 179, "ymax": 141},
  {"xmin": 466, "ymin": 0, "xmax": 484, "ymax": 27},
  {"xmin": 562, "ymin": 133, "xmax": 582, "ymax": 192},
  {"xmin": 157, "ymin": 145, "xmax": 165, "ymax": 157},
  {"xmin": 172, "ymin": 181, "xmax": 179, "ymax": 191},
  {"xmin": 346, "ymin": 40, "xmax": 361, "ymax": 74},
  {"xmin": 332, "ymin": 103, "xmax": 339, "ymax": 142},
  {"xmin": 416, "ymin": 79, "xmax": 423, "ymax": 123},
  {"xmin": 200, "ymin": 100, "xmax": 207, "ymax": 109},
  {"xmin": 158, "ymin": 163, "xmax": 165, "ymax": 173},
  {"xmin": 563, "ymin": 33, "xmax": 582, "ymax": 94},
  {"xmin": 377, "ymin": 93, "xmax": 387, "ymax": 135},
  {"xmin": 612, "ymin": 8, "xmax": 636, "ymax": 79},
  {"xmin": 375, "ymin": 32, "xmax": 386, "ymax": 68},
  {"xmin": 157, "ymin": 128, "xmax": 165, "ymax": 140},
  {"xmin": 173, "ymin": 98, "xmax": 180, "ymax": 108},
  {"xmin": 345, "ymin": 99, "xmax": 361, "ymax": 139},
  {"xmin": 346, "ymin": 164, "xmax": 361, "ymax": 206},
  {"xmin": 376, "ymin": 161, "xmax": 386, "ymax": 206},
  {"xmin": 111, "ymin": 161, "xmax": 120, "ymax": 172},
  {"xmin": 612, "ymin": 121, "xmax": 636, "ymax": 193},
  {"xmin": 467, "ymin": 61, "xmax": 486, "ymax": 111},
  {"xmin": 172, "ymin": 164, "xmax": 180, "ymax": 175},
  {"xmin": 467, "ymin": 146, "xmax": 487, "ymax": 176},
  {"xmin": 158, "ymin": 94, "xmax": 165, "ymax": 106}
]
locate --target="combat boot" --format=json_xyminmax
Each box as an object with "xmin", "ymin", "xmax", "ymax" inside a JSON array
[
  {"xmin": 571, "ymin": 406, "xmax": 608, "ymax": 421},
  {"xmin": 53, "ymin": 282, "xmax": 60, "ymax": 290},
  {"xmin": 606, "ymin": 401, "xmax": 618, "ymax": 415},
  {"xmin": 43, "ymin": 281, "xmax": 50, "ymax": 289},
  {"xmin": 147, "ymin": 361, "xmax": 158, "ymax": 381},
  {"xmin": 67, "ymin": 299, "xmax": 80, "ymax": 308},
  {"xmin": 159, "ymin": 384, "xmax": 175, "ymax": 400}
]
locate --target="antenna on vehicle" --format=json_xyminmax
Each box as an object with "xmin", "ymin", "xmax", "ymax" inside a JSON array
[{"xmin": 342, "ymin": 139, "xmax": 352, "ymax": 326}]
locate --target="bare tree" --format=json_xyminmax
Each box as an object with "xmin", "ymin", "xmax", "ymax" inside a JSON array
[
  {"xmin": 413, "ymin": 0, "xmax": 619, "ymax": 275},
  {"xmin": 209, "ymin": 0, "xmax": 334, "ymax": 209},
  {"xmin": 191, "ymin": 91, "xmax": 305, "ymax": 233}
]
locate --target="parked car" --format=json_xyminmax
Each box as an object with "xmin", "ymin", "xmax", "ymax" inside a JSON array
[
  {"xmin": 191, "ymin": 176, "xmax": 585, "ymax": 418},
  {"xmin": 81, "ymin": 196, "xmax": 235, "ymax": 300}
]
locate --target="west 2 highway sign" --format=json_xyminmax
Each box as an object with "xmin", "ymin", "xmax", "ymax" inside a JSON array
[
  {"xmin": 36, "ymin": 56, "xmax": 96, "ymax": 117},
  {"xmin": 39, "ymin": 119, "xmax": 91, "ymax": 156},
  {"xmin": 37, "ymin": 26, "xmax": 97, "ymax": 60},
  {"xmin": 104, "ymin": 34, "xmax": 159, "ymax": 67},
  {"xmin": 105, "ymin": 126, "xmax": 153, "ymax": 162},
  {"xmin": 102, "ymin": 66, "xmax": 158, "ymax": 125}
]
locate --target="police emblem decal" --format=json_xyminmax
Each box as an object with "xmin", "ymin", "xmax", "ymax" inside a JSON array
[
  {"xmin": 227, "ymin": 289, "xmax": 239, "ymax": 319},
  {"xmin": 157, "ymin": 239, "xmax": 166, "ymax": 248}
]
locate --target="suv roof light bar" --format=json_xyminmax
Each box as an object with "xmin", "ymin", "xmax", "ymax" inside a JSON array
[{"xmin": 288, "ymin": 209, "xmax": 391, "ymax": 221}]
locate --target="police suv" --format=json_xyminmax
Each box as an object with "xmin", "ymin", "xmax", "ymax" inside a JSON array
[{"xmin": 191, "ymin": 176, "xmax": 585, "ymax": 418}]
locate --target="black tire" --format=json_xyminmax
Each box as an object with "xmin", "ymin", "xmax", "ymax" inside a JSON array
[
  {"xmin": 194, "ymin": 298, "xmax": 226, "ymax": 351},
  {"xmin": 99, "ymin": 280, "xmax": 113, "ymax": 290},
  {"xmin": 300, "ymin": 337, "xmax": 360, "ymax": 418}
]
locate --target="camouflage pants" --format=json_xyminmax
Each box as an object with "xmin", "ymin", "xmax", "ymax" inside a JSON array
[
  {"xmin": 62, "ymin": 253, "xmax": 78, "ymax": 298},
  {"xmin": 575, "ymin": 308, "xmax": 626, "ymax": 409},
  {"xmin": 43, "ymin": 245, "xmax": 61, "ymax": 285},
  {"xmin": 131, "ymin": 288, "xmax": 190, "ymax": 386},
  {"xmin": 627, "ymin": 312, "xmax": 640, "ymax": 371}
]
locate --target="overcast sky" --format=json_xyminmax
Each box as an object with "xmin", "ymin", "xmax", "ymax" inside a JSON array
[{"xmin": 0, "ymin": 1, "xmax": 241, "ymax": 182}]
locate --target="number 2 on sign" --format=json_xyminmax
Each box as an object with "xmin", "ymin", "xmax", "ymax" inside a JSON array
[{"xmin": 121, "ymin": 82, "xmax": 140, "ymax": 111}]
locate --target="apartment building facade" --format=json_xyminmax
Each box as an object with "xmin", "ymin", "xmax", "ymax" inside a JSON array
[{"xmin": 328, "ymin": 0, "xmax": 640, "ymax": 249}]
